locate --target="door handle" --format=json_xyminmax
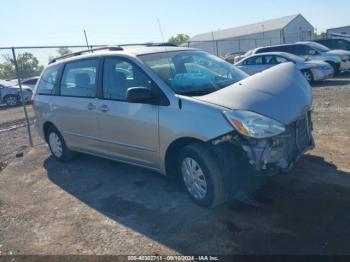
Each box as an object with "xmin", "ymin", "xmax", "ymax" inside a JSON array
[
  {"xmin": 87, "ymin": 103, "xmax": 96, "ymax": 111},
  {"xmin": 99, "ymin": 105, "xmax": 109, "ymax": 113}
]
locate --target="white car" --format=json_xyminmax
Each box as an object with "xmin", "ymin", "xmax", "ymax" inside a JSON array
[
  {"xmin": 237, "ymin": 42, "xmax": 350, "ymax": 74},
  {"xmin": 235, "ymin": 52, "xmax": 334, "ymax": 83},
  {"xmin": 0, "ymin": 80, "xmax": 33, "ymax": 106},
  {"xmin": 11, "ymin": 76, "xmax": 40, "ymax": 90}
]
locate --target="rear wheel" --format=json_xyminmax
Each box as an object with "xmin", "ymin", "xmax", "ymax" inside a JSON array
[
  {"xmin": 4, "ymin": 95, "xmax": 20, "ymax": 107},
  {"xmin": 178, "ymin": 143, "xmax": 226, "ymax": 207},
  {"xmin": 302, "ymin": 69, "xmax": 314, "ymax": 84},
  {"xmin": 46, "ymin": 126, "xmax": 73, "ymax": 162}
]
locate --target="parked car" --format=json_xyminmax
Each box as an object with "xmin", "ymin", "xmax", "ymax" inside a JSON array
[
  {"xmin": 313, "ymin": 38, "xmax": 350, "ymax": 51},
  {"xmin": 235, "ymin": 52, "xmax": 334, "ymax": 83},
  {"xmin": 12, "ymin": 76, "xmax": 40, "ymax": 90},
  {"xmin": 32, "ymin": 46, "xmax": 314, "ymax": 207},
  {"xmin": 240, "ymin": 42, "xmax": 350, "ymax": 74},
  {"xmin": 0, "ymin": 80, "xmax": 33, "ymax": 106}
]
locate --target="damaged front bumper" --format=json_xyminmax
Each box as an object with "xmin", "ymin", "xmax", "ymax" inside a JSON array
[{"xmin": 212, "ymin": 112, "xmax": 315, "ymax": 175}]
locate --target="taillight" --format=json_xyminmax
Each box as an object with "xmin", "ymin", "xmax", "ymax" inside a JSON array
[{"xmin": 31, "ymin": 93, "xmax": 36, "ymax": 105}]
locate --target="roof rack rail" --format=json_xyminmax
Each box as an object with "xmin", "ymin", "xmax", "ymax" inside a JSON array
[
  {"xmin": 119, "ymin": 42, "xmax": 177, "ymax": 47},
  {"xmin": 49, "ymin": 46, "xmax": 123, "ymax": 64}
]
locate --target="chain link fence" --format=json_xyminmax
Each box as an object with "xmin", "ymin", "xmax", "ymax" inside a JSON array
[{"xmin": 0, "ymin": 45, "xmax": 106, "ymax": 171}]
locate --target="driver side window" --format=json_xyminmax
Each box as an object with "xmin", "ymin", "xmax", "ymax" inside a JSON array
[{"xmin": 102, "ymin": 58, "xmax": 152, "ymax": 101}]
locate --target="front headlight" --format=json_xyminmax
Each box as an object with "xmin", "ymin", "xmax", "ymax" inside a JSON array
[{"xmin": 223, "ymin": 110, "xmax": 286, "ymax": 139}]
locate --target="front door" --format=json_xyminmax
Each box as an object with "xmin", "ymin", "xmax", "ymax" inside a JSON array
[{"xmin": 95, "ymin": 57, "xmax": 159, "ymax": 169}]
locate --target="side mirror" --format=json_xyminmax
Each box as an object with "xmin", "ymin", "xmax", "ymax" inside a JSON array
[{"xmin": 127, "ymin": 87, "xmax": 154, "ymax": 104}]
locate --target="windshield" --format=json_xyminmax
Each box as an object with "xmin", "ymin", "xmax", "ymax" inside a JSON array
[
  {"xmin": 308, "ymin": 42, "xmax": 331, "ymax": 52},
  {"xmin": 139, "ymin": 51, "xmax": 248, "ymax": 96}
]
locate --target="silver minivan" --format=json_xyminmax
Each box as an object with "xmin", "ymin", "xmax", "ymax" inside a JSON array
[{"xmin": 33, "ymin": 45, "xmax": 314, "ymax": 207}]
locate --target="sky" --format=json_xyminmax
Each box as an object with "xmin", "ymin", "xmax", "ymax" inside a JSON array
[{"xmin": 1, "ymin": 0, "xmax": 350, "ymax": 47}]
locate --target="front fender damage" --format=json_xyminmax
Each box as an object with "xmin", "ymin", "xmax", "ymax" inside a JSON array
[{"xmin": 210, "ymin": 113, "xmax": 315, "ymax": 175}]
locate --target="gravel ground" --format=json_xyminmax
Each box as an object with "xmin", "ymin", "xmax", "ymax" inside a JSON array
[{"xmin": 0, "ymin": 75, "xmax": 350, "ymax": 255}]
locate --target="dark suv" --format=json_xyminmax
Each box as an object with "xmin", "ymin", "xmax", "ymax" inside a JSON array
[{"xmin": 313, "ymin": 38, "xmax": 350, "ymax": 51}]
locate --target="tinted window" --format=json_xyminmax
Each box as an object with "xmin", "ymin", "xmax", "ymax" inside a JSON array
[
  {"xmin": 103, "ymin": 57, "xmax": 152, "ymax": 101},
  {"xmin": 294, "ymin": 45, "xmax": 313, "ymax": 55},
  {"xmin": 335, "ymin": 39, "xmax": 350, "ymax": 50},
  {"xmin": 60, "ymin": 59, "xmax": 98, "ymax": 98},
  {"xmin": 256, "ymin": 47, "xmax": 277, "ymax": 53},
  {"xmin": 36, "ymin": 65, "xmax": 60, "ymax": 95},
  {"xmin": 24, "ymin": 79, "xmax": 38, "ymax": 85}
]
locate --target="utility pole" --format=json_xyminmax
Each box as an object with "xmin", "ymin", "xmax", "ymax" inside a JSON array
[{"xmin": 11, "ymin": 47, "xmax": 33, "ymax": 147}]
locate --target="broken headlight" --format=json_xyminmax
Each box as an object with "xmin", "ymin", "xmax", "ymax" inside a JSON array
[{"xmin": 223, "ymin": 110, "xmax": 286, "ymax": 139}]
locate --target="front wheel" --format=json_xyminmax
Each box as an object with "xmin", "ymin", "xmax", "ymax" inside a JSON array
[
  {"xmin": 4, "ymin": 95, "xmax": 20, "ymax": 107},
  {"xmin": 47, "ymin": 127, "xmax": 73, "ymax": 162},
  {"xmin": 178, "ymin": 143, "xmax": 226, "ymax": 208},
  {"xmin": 302, "ymin": 70, "xmax": 314, "ymax": 84}
]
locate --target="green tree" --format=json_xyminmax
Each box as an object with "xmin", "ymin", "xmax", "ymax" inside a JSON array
[
  {"xmin": 0, "ymin": 52, "xmax": 44, "ymax": 80},
  {"xmin": 57, "ymin": 47, "xmax": 72, "ymax": 56},
  {"xmin": 48, "ymin": 47, "xmax": 72, "ymax": 63},
  {"xmin": 168, "ymin": 34, "xmax": 190, "ymax": 46}
]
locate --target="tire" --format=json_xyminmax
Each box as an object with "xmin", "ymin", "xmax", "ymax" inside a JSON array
[
  {"xmin": 46, "ymin": 126, "xmax": 73, "ymax": 162},
  {"xmin": 4, "ymin": 95, "xmax": 20, "ymax": 107},
  {"xmin": 301, "ymin": 69, "xmax": 314, "ymax": 84},
  {"xmin": 178, "ymin": 143, "xmax": 226, "ymax": 208}
]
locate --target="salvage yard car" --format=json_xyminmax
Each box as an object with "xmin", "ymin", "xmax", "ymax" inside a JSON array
[
  {"xmin": 240, "ymin": 42, "xmax": 350, "ymax": 75},
  {"xmin": 235, "ymin": 52, "xmax": 334, "ymax": 83},
  {"xmin": 0, "ymin": 80, "xmax": 33, "ymax": 106},
  {"xmin": 32, "ymin": 45, "xmax": 314, "ymax": 207}
]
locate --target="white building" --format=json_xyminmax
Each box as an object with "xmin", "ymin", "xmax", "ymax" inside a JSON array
[
  {"xmin": 327, "ymin": 26, "xmax": 350, "ymax": 37},
  {"xmin": 187, "ymin": 14, "xmax": 314, "ymax": 56}
]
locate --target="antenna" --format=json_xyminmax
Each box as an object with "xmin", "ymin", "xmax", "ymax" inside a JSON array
[
  {"xmin": 83, "ymin": 29, "xmax": 90, "ymax": 50},
  {"xmin": 157, "ymin": 18, "xmax": 166, "ymax": 43}
]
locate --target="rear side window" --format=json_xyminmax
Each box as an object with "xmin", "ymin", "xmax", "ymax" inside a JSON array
[
  {"xmin": 36, "ymin": 65, "xmax": 60, "ymax": 95},
  {"xmin": 294, "ymin": 45, "xmax": 313, "ymax": 55},
  {"xmin": 60, "ymin": 59, "xmax": 98, "ymax": 98},
  {"xmin": 256, "ymin": 47, "xmax": 274, "ymax": 53}
]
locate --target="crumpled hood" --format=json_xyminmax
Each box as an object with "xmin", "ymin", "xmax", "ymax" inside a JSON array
[
  {"xmin": 196, "ymin": 63, "xmax": 312, "ymax": 125},
  {"xmin": 328, "ymin": 49, "xmax": 350, "ymax": 56}
]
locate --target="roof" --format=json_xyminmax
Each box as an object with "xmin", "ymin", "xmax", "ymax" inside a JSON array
[
  {"xmin": 327, "ymin": 25, "xmax": 350, "ymax": 31},
  {"xmin": 48, "ymin": 46, "xmax": 195, "ymax": 66},
  {"xmin": 191, "ymin": 14, "xmax": 301, "ymax": 41}
]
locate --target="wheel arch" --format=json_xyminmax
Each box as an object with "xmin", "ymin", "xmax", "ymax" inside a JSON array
[
  {"xmin": 164, "ymin": 137, "xmax": 205, "ymax": 178},
  {"xmin": 43, "ymin": 121, "xmax": 57, "ymax": 142}
]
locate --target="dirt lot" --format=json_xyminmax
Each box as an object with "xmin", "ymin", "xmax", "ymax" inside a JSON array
[{"xmin": 0, "ymin": 75, "xmax": 350, "ymax": 255}]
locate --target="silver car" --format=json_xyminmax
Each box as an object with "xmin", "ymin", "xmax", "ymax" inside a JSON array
[
  {"xmin": 235, "ymin": 52, "xmax": 334, "ymax": 83},
  {"xmin": 237, "ymin": 42, "xmax": 350, "ymax": 74},
  {"xmin": 0, "ymin": 80, "xmax": 33, "ymax": 106},
  {"xmin": 33, "ymin": 46, "xmax": 314, "ymax": 207}
]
